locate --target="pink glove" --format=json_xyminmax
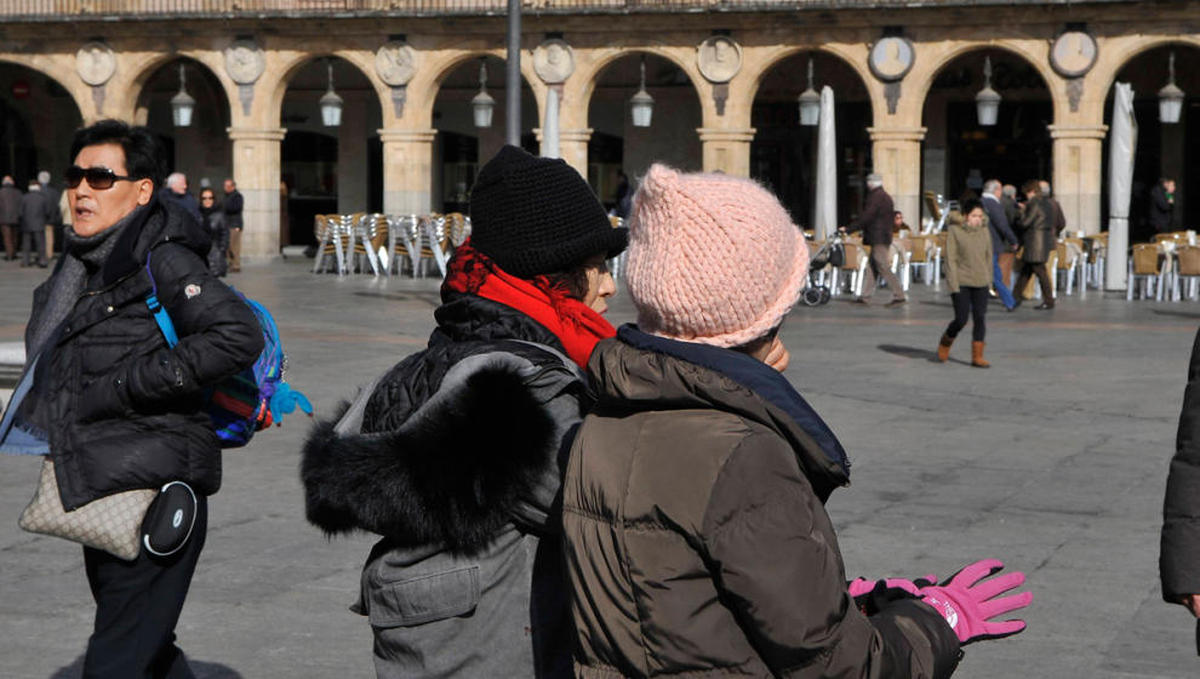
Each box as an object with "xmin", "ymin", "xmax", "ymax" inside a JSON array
[
  {"xmin": 847, "ymin": 574, "xmax": 937, "ymax": 598},
  {"xmin": 917, "ymin": 558, "xmax": 1032, "ymax": 644}
]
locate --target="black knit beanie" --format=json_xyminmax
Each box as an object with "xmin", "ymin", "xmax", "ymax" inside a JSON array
[{"xmin": 469, "ymin": 145, "xmax": 628, "ymax": 278}]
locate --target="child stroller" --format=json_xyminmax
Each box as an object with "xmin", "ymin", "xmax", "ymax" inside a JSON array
[{"xmin": 801, "ymin": 231, "xmax": 844, "ymax": 306}]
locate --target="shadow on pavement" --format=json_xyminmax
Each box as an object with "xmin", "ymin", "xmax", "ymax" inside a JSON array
[
  {"xmin": 50, "ymin": 656, "xmax": 244, "ymax": 679},
  {"xmin": 1152, "ymin": 309, "xmax": 1200, "ymax": 320},
  {"xmin": 352, "ymin": 290, "xmax": 441, "ymax": 306},
  {"xmin": 878, "ymin": 343, "xmax": 971, "ymax": 366}
]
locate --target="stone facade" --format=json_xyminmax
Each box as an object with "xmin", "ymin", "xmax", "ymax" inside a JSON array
[{"xmin": 0, "ymin": 1, "xmax": 1197, "ymax": 258}]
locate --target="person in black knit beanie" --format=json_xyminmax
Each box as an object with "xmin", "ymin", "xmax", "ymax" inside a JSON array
[{"xmin": 469, "ymin": 145, "xmax": 627, "ymax": 277}]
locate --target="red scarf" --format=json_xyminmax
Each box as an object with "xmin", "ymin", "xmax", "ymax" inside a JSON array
[{"xmin": 442, "ymin": 242, "xmax": 616, "ymax": 369}]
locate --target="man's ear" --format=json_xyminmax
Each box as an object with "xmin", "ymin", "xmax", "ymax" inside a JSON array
[{"xmin": 135, "ymin": 179, "xmax": 155, "ymax": 206}]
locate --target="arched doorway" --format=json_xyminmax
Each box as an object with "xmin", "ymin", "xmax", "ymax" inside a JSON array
[
  {"xmin": 1104, "ymin": 44, "xmax": 1200, "ymax": 243},
  {"xmin": 586, "ymin": 52, "xmax": 702, "ymax": 213},
  {"xmin": 750, "ymin": 51, "xmax": 872, "ymax": 228},
  {"xmin": 281, "ymin": 56, "xmax": 383, "ymax": 245},
  {"xmin": 0, "ymin": 62, "xmax": 82, "ymax": 186},
  {"xmin": 136, "ymin": 57, "xmax": 231, "ymax": 193},
  {"xmin": 430, "ymin": 55, "xmax": 537, "ymax": 214},
  {"xmin": 921, "ymin": 48, "xmax": 1053, "ymax": 215}
]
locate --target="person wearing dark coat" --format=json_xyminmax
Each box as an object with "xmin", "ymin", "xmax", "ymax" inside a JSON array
[
  {"xmin": 0, "ymin": 175, "xmax": 23, "ymax": 261},
  {"xmin": 1012, "ymin": 181, "xmax": 1057, "ymax": 310},
  {"xmin": 159, "ymin": 172, "xmax": 201, "ymax": 225},
  {"xmin": 1161, "ymin": 328, "xmax": 1200, "ymax": 647},
  {"xmin": 564, "ymin": 165, "xmax": 1030, "ymax": 679},
  {"xmin": 846, "ymin": 172, "xmax": 905, "ymax": 306},
  {"xmin": 0, "ymin": 120, "xmax": 263, "ymax": 678},
  {"xmin": 301, "ymin": 145, "xmax": 627, "ymax": 679},
  {"xmin": 19, "ymin": 180, "xmax": 51, "ymax": 268},
  {"xmin": 982, "ymin": 179, "xmax": 1018, "ymax": 310},
  {"xmin": 223, "ymin": 179, "xmax": 244, "ymax": 272},
  {"xmin": 1150, "ymin": 178, "xmax": 1177, "ymax": 234},
  {"xmin": 198, "ymin": 188, "xmax": 228, "ymax": 276},
  {"xmin": 39, "ymin": 170, "xmax": 62, "ymax": 260},
  {"xmin": 1040, "ymin": 180, "xmax": 1067, "ymax": 237}
]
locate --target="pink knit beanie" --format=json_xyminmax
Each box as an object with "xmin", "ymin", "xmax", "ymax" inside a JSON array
[{"xmin": 626, "ymin": 164, "xmax": 809, "ymax": 348}]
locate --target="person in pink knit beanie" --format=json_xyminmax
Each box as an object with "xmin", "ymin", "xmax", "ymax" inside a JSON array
[{"xmin": 560, "ymin": 164, "xmax": 1031, "ymax": 678}]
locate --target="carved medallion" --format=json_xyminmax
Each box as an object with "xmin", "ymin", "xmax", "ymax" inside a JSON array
[
  {"xmin": 533, "ymin": 39, "xmax": 574, "ymax": 84},
  {"xmin": 696, "ymin": 36, "xmax": 742, "ymax": 83},
  {"xmin": 868, "ymin": 37, "xmax": 915, "ymax": 82},
  {"xmin": 76, "ymin": 42, "xmax": 116, "ymax": 87},
  {"xmin": 376, "ymin": 41, "xmax": 417, "ymax": 87},
  {"xmin": 1049, "ymin": 31, "xmax": 1098, "ymax": 79},
  {"xmin": 224, "ymin": 39, "xmax": 265, "ymax": 85}
]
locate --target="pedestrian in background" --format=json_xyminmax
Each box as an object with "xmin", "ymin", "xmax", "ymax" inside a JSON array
[
  {"xmin": 1012, "ymin": 181, "xmax": 1056, "ymax": 310},
  {"xmin": 563, "ymin": 165, "xmax": 1030, "ymax": 678},
  {"xmin": 892, "ymin": 209, "xmax": 911, "ymax": 234},
  {"xmin": 3, "ymin": 119, "xmax": 262, "ymax": 679},
  {"xmin": 1161, "ymin": 327, "xmax": 1200, "ymax": 649},
  {"xmin": 846, "ymin": 172, "xmax": 906, "ymax": 307},
  {"xmin": 981, "ymin": 179, "xmax": 1018, "ymax": 310},
  {"xmin": 0, "ymin": 175, "xmax": 21, "ymax": 261},
  {"xmin": 223, "ymin": 178, "xmax": 243, "ymax": 272},
  {"xmin": 1039, "ymin": 179, "xmax": 1067, "ymax": 236},
  {"xmin": 19, "ymin": 179, "xmax": 51, "ymax": 268},
  {"xmin": 1150, "ymin": 177, "xmax": 1177, "ymax": 235},
  {"xmin": 301, "ymin": 145, "xmax": 626, "ymax": 679},
  {"xmin": 160, "ymin": 172, "xmax": 201, "ymax": 224},
  {"xmin": 937, "ymin": 200, "xmax": 994, "ymax": 368},
  {"xmin": 38, "ymin": 170, "xmax": 62, "ymax": 261},
  {"xmin": 198, "ymin": 187, "xmax": 228, "ymax": 277}
]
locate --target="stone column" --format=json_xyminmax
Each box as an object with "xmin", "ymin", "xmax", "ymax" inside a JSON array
[
  {"xmin": 558, "ymin": 129, "xmax": 593, "ymax": 179},
  {"xmin": 697, "ymin": 128, "xmax": 755, "ymax": 177},
  {"xmin": 379, "ymin": 129, "xmax": 437, "ymax": 215},
  {"xmin": 228, "ymin": 126, "xmax": 286, "ymax": 261},
  {"xmin": 868, "ymin": 126, "xmax": 926, "ymax": 228},
  {"xmin": 1048, "ymin": 124, "xmax": 1107, "ymax": 236}
]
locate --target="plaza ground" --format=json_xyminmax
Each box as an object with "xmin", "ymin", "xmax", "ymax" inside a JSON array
[{"xmin": 0, "ymin": 256, "xmax": 1196, "ymax": 678}]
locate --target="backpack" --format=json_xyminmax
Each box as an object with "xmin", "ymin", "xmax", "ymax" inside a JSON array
[{"xmin": 144, "ymin": 257, "xmax": 313, "ymax": 448}]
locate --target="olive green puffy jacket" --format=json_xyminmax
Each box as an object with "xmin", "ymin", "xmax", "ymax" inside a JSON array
[{"xmin": 563, "ymin": 331, "xmax": 961, "ymax": 679}]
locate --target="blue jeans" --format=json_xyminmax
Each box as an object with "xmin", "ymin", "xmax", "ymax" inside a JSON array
[{"xmin": 993, "ymin": 253, "xmax": 1016, "ymax": 309}]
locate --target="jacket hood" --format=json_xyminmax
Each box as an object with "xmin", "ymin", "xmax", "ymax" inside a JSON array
[
  {"xmin": 99, "ymin": 197, "xmax": 211, "ymax": 287},
  {"xmin": 589, "ymin": 325, "xmax": 850, "ymax": 499}
]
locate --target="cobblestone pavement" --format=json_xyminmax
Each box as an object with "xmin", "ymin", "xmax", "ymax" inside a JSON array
[{"xmin": 0, "ymin": 257, "xmax": 1196, "ymax": 678}]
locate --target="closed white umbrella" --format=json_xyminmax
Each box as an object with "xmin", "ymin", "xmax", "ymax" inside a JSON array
[
  {"xmin": 813, "ymin": 85, "xmax": 837, "ymax": 241},
  {"xmin": 542, "ymin": 87, "xmax": 560, "ymax": 159},
  {"xmin": 1106, "ymin": 82, "xmax": 1137, "ymax": 291}
]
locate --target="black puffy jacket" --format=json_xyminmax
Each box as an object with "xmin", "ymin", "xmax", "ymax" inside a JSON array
[{"xmin": 23, "ymin": 199, "xmax": 263, "ymax": 510}]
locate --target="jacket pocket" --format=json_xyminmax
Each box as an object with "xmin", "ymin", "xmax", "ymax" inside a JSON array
[{"xmin": 367, "ymin": 565, "xmax": 481, "ymax": 628}]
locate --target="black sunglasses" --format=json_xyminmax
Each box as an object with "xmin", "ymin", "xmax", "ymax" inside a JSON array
[{"xmin": 65, "ymin": 166, "xmax": 136, "ymax": 190}]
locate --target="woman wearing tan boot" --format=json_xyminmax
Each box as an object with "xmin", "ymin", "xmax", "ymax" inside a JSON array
[{"xmin": 937, "ymin": 199, "xmax": 994, "ymax": 368}]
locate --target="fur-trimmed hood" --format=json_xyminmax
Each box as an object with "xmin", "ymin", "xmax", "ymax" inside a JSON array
[{"xmin": 301, "ymin": 331, "xmax": 586, "ymax": 556}]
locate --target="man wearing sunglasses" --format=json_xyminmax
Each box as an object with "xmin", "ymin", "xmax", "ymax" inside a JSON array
[{"xmin": 11, "ymin": 119, "xmax": 263, "ymax": 678}]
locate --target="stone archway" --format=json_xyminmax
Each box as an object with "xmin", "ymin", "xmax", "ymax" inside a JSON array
[
  {"xmin": 0, "ymin": 60, "xmax": 84, "ymax": 186},
  {"xmin": 1102, "ymin": 42, "xmax": 1200, "ymax": 242},
  {"xmin": 919, "ymin": 46, "xmax": 1054, "ymax": 215},
  {"xmin": 585, "ymin": 51, "xmax": 704, "ymax": 211},
  {"xmin": 278, "ymin": 56, "xmax": 384, "ymax": 245},
  {"xmin": 428, "ymin": 53, "xmax": 538, "ymax": 214},
  {"xmin": 134, "ymin": 57, "xmax": 233, "ymax": 194},
  {"xmin": 747, "ymin": 49, "xmax": 874, "ymax": 228}
]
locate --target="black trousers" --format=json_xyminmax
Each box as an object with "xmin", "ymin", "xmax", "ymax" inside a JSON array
[
  {"xmin": 946, "ymin": 286, "xmax": 989, "ymax": 342},
  {"xmin": 1013, "ymin": 261, "xmax": 1054, "ymax": 303},
  {"xmin": 20, "ymin": 229, "xmax": 45, "ymax": 266},
  {"xmin": 82, "ymin": 496, "xmax": 207, "ymax": 679}
]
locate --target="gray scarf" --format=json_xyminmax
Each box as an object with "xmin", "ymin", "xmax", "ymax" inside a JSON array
[{"xmin": 24, "ymin": 204, "xmax": 147, "ymax": 359}]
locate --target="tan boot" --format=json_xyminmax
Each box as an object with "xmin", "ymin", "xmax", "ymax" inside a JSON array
[
  {"xmin": 937, "ymin": 333, "xmax": 954, "ymax": 362},
  {"xmin": 971, "ymin": 341, "xmax": 990, "ymax": 368}
]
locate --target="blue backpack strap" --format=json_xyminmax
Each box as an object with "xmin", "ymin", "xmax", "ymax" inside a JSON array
[{"xmin": 144, "ymin": 251, "xmax": 179, "ymax": 348}]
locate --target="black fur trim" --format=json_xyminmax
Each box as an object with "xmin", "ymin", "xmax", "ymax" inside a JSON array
[{"xmin": 300, "ymin": 366, "xmax": 555, "ymax": 555}]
